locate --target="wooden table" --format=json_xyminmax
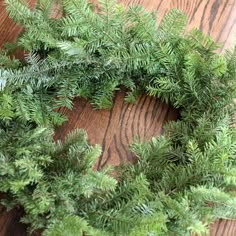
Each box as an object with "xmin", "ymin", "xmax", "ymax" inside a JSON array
[{"xmin": 0, "ymin": 0, "xmax": 236, "ymax": 235}]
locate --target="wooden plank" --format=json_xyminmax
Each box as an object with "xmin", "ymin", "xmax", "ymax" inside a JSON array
[
  {"xmin": 211, "ymin": 220, "xmax": 236, "ymax": 236},
  {"xmin": 0, "ymin": 0, "xmax": 22, "ymax": 48},
  {"xmin": 170, "ymin": 0, "xmax": 236, "ymax": 51},
  {"xmin": 0, "ymin": 0, "xmax": 37, "ymax": 48},
  {"xmin": 0, "ymin": 0, "xmax": 235, "ymax": 235},
  {"xmin": 55, "ymin": 90, "xmax": 178, "ymax": 169},
  {"xmin": 118, "ymin": 0, "xmax": 172, "ymax": 21}
]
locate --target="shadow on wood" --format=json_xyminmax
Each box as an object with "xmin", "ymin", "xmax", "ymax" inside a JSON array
[{"xmin": 0, "ymin": 202, "xmax": 26, "ymax": 236}]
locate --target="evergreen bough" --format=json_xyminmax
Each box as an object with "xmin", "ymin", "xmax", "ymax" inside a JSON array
[{"xmin": 0, "ymin": 0, "xmax": 236, "ymax": 235}]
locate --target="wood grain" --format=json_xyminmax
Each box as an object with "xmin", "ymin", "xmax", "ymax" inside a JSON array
[
  {"xmin": 170, "ymin": 0, "xmax": 236, "ymax": 51},
  {"xmin": 0, "ymin": 1, "xmax": 21, "ymax": 48},
  {"xmin": 0, "ymin": 0, "xmax": 37, "ymax": 48},
  {"xmin": 211, "ymin": 220, "xmax": 236, "ymax": 236},
  {"xmin": 117, "ymin": 0, "xmax": 236, "ymax": 51},
  {"xmin": 0, "ymin": 0, "xmax": 236, "ymax": 235},
  {"xmin": 55, "ymin": 90, "xmax": 178, "ymax": 169}
]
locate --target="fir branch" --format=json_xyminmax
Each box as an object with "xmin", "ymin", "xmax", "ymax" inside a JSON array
[{"xmin": 1, "ymin": 0, "xmax": 236, "ymax": 235}]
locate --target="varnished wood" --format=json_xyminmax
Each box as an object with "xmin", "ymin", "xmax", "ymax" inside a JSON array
[
  {"xmin": 211, "ymin": 220, "xmax": 236, "ymax": 236},
  {"xmin": 0, "ymin": 0, "xmax": 37, "ymax": 48},
  {"xmin": 170, "ymin": 0, "xmax": 236, "ymax": 51},
  {"xmin": 0, "ymin": 0, "xmax": 236, "ymax": 235},
  {"xmin": 0, "ymin": 2, "xmax": 21, "ymax": 48},
  {"xmin": 55, "ymin": 90, "xmax": 178, "ymax": 169},
  {"xmin": 119, "ymin": 0, "xmax": 236, "ymax": 51}
]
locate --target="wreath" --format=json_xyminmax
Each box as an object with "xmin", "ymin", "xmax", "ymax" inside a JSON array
[{"xmin": 0, "ymin": 0, "xmax": 236, "ymax": 235}]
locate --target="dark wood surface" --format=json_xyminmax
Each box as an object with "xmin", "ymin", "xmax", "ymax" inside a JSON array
[
  {"xmin": 0, "ymin": 0, "xmax": 236, "ymax": 235},
  {"xmin": 0, "ymin": 204, "xmax": 27, "ymax": 236}
]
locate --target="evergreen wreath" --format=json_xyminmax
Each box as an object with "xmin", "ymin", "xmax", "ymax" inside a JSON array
[{"xmin": 0, "ymin": 0, "xmax": 236, "ymax": 235}]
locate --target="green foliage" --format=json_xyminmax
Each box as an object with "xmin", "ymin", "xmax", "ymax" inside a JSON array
[
  {"xmin": 0, "ymin": 123, "xmax": 117, "ymax": 232},
  {"xmin": 0, "ymin": 0, "xmax": 236, "ymax": 235},
  {"xmin": 127, "ymin": 117, "xmax": 236, "ymax": 192},
  {"xmin": 43, "ymin": 216, "xmax": 109, "ymax": 236}
]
